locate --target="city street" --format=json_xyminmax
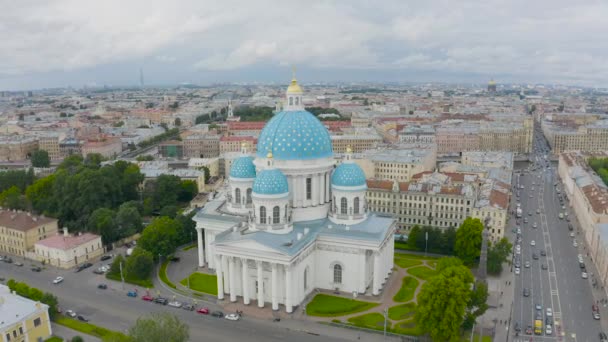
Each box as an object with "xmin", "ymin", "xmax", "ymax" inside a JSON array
[
  {"xmin": 0, "ymin": 260, "xmax": 398, "ymax": 342},
  {"xmin": 510, "ymin": 126, "xmax": 605, "ymax": 342}
]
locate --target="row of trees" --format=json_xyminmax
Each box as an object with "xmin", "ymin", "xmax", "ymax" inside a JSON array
[
  {"xmin": 588, "ymin": 157, "xmax": 608, "ymax": 186},
  {"xmin": 137, "ymin": 128, "xmax": 180, "ymax": 148},
  {"xmin": 402, "ymin": 226, "xmax": 456, "ymax": 255},
  {"xmin": 6, "ymin": 279, "xmax": 59, "ymax": 320}
]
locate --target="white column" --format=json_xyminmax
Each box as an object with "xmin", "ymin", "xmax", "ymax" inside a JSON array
[
  {"xmin": 285, "ymin": 265, "xmax": 293, "ymax": 313},
  {"xmin": 257, "ymin": 261, "xmax": 265, "ymax": 307},
  {"xmin": 358, "ymin": 250, "xmax": 366, "ymax": 294},
  {"xmin": 197, "ymin": 228, "xmax": 205, "ymax": 267},
  {"xmin": 215, "ymin": 254, "xmax": 224, "ymax": 300},
  {"xmin": 312, "ymin": 174, "xmax": 319, "ymax": 206},
  {"xmin": 222, "ymin": 255, "xmax": 230, "ymax": 293},
  {"xmin": 372, "ymin": 251, "xmax": 381, "ymax": 295},
  {"xmin": 320, "ymin": 172, "xmax": 326, "ymax": 204},
  {"xmin": 292, "ymin": 176, "xmax": 299, "ymax": 207},
  {"xmin": 241, "ymin": 258, "xmax": 250, "ymax": 305},
  {"xmin": 229, "ymin": 257, "xmax": 237, "ymax": 302},
  {"xmin": 271, "ymin": 263, "xmax": 279, "ymax": 310},
  {"xmin": 326, "ymin": 173, "xmax": 330, "ymax": 202}
]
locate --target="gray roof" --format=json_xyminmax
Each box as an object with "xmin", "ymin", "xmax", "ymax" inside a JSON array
[
  {"xmin": 213, "ymin": 214, "xmax": 394, "ymax": 256},
  {"xmin": 0, "ymin": 284, "xmax": 49, "ymax": 330}
]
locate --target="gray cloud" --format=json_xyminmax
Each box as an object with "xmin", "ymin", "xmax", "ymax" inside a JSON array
[{"xmin": 1, "ymin": 0, "xmax": 607, "ymax": 88}]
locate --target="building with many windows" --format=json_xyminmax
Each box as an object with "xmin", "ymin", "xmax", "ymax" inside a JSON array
[
  {"xmin": 0, "ymin": 210, "xmax": 58, "ymax": 257},
  {"xmin": 542, "ymin": 116, "xmax": 608, "ymax": 154},
  {"xmin": 34, "ymin": 228, "xmax": 103, "ymax": 269},
  {"xmin": 0, "ymin": 284, "xmax": 52, "ymax": 342}
]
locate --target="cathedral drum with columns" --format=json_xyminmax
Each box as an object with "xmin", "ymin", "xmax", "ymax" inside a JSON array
[{"xmin": 193, "ymin": 75, "xmax": 396, "ymax": 313}]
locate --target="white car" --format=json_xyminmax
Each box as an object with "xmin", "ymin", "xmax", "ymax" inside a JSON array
[
  {"xmin": 53, "ymin": 276, "xmax": 64, "ymax": 284},
  {"xmin": 573, "ymin": 241, "xmax": 578, "ymax": 247},
  {"xmin": 65, "ymin": 310, "xmax": 77, "ymax": 318},
  {"xmin": 530, "ymin": 240, "xmax": 536, "ymax": 246},
  {"xmin": 168, "ymin": 301, "xmax": 182, "ymax": 308},
  {"xmin": 582, "ymin": 272, "xmax": 588, "ymax": 279},
  {"xmin": 570, "ymin": 232, "xmax": 575, "ymax": 238},
  {"xmin": 546, "ymin": 324, "xmax": 553, "ymax": 335},
  {"xmin": 546, "ymin": 308, "xmax": 553, "ymax": 317},
  {"xmin": 225, "ymin": 313, "xmax": 240, "ymax": 321},
  {"xmin": 515, "ymin": 267, "xmax": 521, "ymax": 275},
  {"xmin": 524, "ymin": 261, "xmax": 530, "ymax": 268},
  {"xmin": 533, "ymin": 223, "xmax": 538, "ymax": 228}
]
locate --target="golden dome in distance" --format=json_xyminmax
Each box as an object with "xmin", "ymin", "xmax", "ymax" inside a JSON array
[{"xmin": 286, "ymin": 66, "xmax": 303, "ymax": 93}]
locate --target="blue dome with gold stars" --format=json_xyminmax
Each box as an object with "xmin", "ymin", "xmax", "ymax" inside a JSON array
[
  {"xmin": 256, "ymin": 110, "xmax": 333, "ymax": 160},
  {"xmin": 332, "ymin": 162, "xmax": 367, "ymax": 187},
  {"xmin": 252, "ymin": 168, "xmax": 289, "ymax": 195},
  {"xmin": 229, "ymin": 156, "xmax": 256, "ymax": 179}
]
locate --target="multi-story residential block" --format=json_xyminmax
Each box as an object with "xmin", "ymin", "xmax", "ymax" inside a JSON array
[
  {"xmin": 34, "ymin": 228, "xmax": 103, "ymax": 268},
  {"xmin": 0, "ymin": 284, "xmax": 52, "ymax": 342},
  {"xmin": 558, "ymin": 152, "xmax": 608, "ymax": 289},
  {"xmin": 158, "ymin": 140, "xmax": 184, "ymax": 158},
  {"xmin": 59, "ymin": 138, "xmax": 82, "ymax": 157},
  {"xmin": 183, "ymin": 134, "xmax": 220, "ymax": 158},
  {"xmin": 0, "ymin": 210, "xmax": 58, "ymax": 257},
  {"xmin": 348, "ymin": 146, "xmax": 436, "ymax": 182},
  {"xmin": 331, "ymin": 129, "xmax": 383, "ymax": 153},
  {"xmin": 219, "ymin": 136, "xmax": 257, "ymax": 154},
  {"xmin": 0, "ymin": 135, "xmax": 38, "ymax": 161},
  {"xmin": 81, "ymin": 136, "xmax": 122, "ymax": 158},
  {"xmin": 37, "ymin": 134, "xmax": 62, "ymax": 160},
  {"xmin": 542, "ymin": 116, "xmax": 608, "ymax": 154},
  {"xmin": 187, "ymin": 158, "xmax": 220, "ymax": 178},
  {"xmin": 399, "ymin": 125, "xmax": 436, "ymax": 144},
  {"xmin": 226, "ymin": 121, "xmax": 266, "ymax": 136}
]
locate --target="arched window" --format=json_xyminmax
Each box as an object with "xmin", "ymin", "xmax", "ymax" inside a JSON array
[
  {"xmin": 354, "ymin": 197, "xmax": 360, "ymax": 214},
  {"xmin": 273, "ymin": 206, "xmax": 280, "ymax": 224},
  {"xmin": 304, "ymin": 267, "xmax": 309, "ymax": 290},
  {"xmin": 260, "ymin": 206, "xmax": 266, "ymax": 224},
  {"xmin": 295, "ymin": 97, "xmax": 299, "ymax": 105},
  {"xmin": 341, "ymin": 197, "xmax": 348, "ymax": 214},
  {"xmin": 289, "ymin": 97, "xmax": 293, "ymax": 105},
  {"xmin": 246, "ymin": 188, "xmax": 252, "ymax": 204},
  {"xmin": 235, "ymin": 188, "xmax": 241, "ymax": 204},
  {"xmin": 333, "ymin": 264, "xmax": 342, "ymax": 284}
]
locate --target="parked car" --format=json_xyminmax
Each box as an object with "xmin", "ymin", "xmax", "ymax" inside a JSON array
[
  {"xmin": 83, "ymin": 262, "xmax": 93, "ymax": 268},
  {"xmin": 77, "ymin": 315, "xmax": 89, "ymax": 322},
  {"xmin": 154, "ymin": 297, "xmax": 168, "ymax": 305},
  {"xmin": 168, "ymin": 301, "xmax": 183, "ymax": 308},
  {"xmin": 14, "ymin": 262, "xmax": 23, "ymax": 266},
  {"xmin": 127, "ymin": 290, "xmax": 138, "ymax": 297},
  {"xmin": 53, "ymin": 276, "xmax": 64, "ymax": 284},
  {"xmin": 533, "ymin": 253, "xmax": 539, "ymax": 260},
  {"xmin": 525, "ymin": 325, "xmax": 533, "ymax": 335},
  {"xmin": 100, "ymin": 255, "xmax": 112, "ymax": 261},
  {"xmin": 142, "ymin": 295, "xmax": 154, "ymax": 302},
  {"xmin": 599, "ymin": 332, "xmax": 608, "ymax": 342},
  {"xmin": 31, "ymin": 267, "xmax": 42, "ymax": 272},
  {"xmin": 97, "ymin": 284, "xmax": 107, "ymax": 290},
  {"xmin": 211, "ymin": 311, "xmax": 224, "ymax": 317},
  {"xmin": 593, "ymin": 305, "xmax": 601, "ymax": 320},
  {"xmin": 65, "ymin": 310, "xmax": 77, "ymax": 318},
  {"xmin": 170, "ymin": 257, "xmax": 181, "ymax": 262},
  {"xmin": 197, "ymin": 307, "xmax": 210, "ymax": 315},
  {"xmin": 4, "ymin": 257, "xmax": 13, "ymax": 263},
  {"xmin": 225, "ymin": 313, "xmax": 240, "ymax": 321},
  {"xmin": 581, "ymin": 272, "xmax": 588, "ymax": 279},
  {"xmin": 183, "ymin": 304, "xmax": 195, "ymax": 311},
  {"xmin": 540, "ymin": 250, "xmax": 546, "ymax": 256},
  {"xmin": 523, "ymin": 288, "xmax": 530, "ymax": 297},
  {"xmin": 541, "ymin": 264, "xmax": 548, "ymax": 270}
]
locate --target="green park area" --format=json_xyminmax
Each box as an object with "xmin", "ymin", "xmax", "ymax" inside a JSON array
[
  {"xmin": 306, "ymin": 294, "xmax": 378, "ymax": 317},
  {"xmin": 180, "ymin": 272, "xmax": 218, "ymax": 295}
]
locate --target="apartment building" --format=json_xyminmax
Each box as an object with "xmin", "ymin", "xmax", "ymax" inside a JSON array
[
  {"xmin": 158, "ymin": 140, "xmax": 184, "ymax": 158},
  {"xmin": 542, "ymin": 117, "xmax": 608, "ymax": 154},
  {"xmin": 0, "ymin": 135, "xmax": 38, "ymax": 162},
  {"xmin": 0, "ymin": 285, "xmax": 52, "ymax": 342},
  {"xmin": 81, "ymin": 136, "xmax": 122, "ymax": 158},
  {"xmin": 331, "ymin": 129, "xmax": 383, "ymax": 153},
  {"xmin": 219, "ymin": 136, "xmax": 257, "ymax": 154},
  {"xmin": 349, "ymin": 147, "xmax": 436, "ymax": 182},
  {"xmin": 226, "ymin": 121, "xmax": 265, "ymax": 136},
  {"xmin": 399, "ymin": 125, "xmax": 436, "ymax": 144},
  {"xmin": 37, "ymin": 134, "xmax": 62, "ymax": 160},
  {"xmin": 0, "ymin": 210, "xmax": 58, "ymax": 257},
  {"xmin": 183, "ymin": 134, "xmax": 220, "ymax": 158},
  {"xmin": 558, "ymin": 152, "xmax": 608, "ymax": 289},
  {"xmin": 59, "ymin": 138, "xmax": 82, "ymax": 158},
  {"xmin": 34, "ymin": 229, "xmax": 103, "ymax": 268}
]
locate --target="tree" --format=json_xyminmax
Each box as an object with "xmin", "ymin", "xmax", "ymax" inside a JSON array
[
  {"xmin": 40, "ymin": 292, "xmax": 59, "ymax": 320},
  {"xmin": 178, "ymin": 180, "xmax": 198, "ymax": 202},
  {"xmin": 138, "ymin": 217, "xmax": 180, "ymax": 259},
  {"xmin": 200, "ymin": 166, "xmax": 210, "ymax": 185},
  {"xmin": 84, "ymin": 153, "xmax": 105, "ymax": 169},
  {"xmin": 462, "ymin": 281, "xmax": 489, "ymax": 329},
  {"xmin": 174, "ymin": 117, "xmax": 181, "ymax": 126},
  {"xmin": 26, "ymin": 174, "xmax": 56, "ymax": 214},
  {"xmin": 116, "ymin": 203, "xmax": 143, "ymax": 237},
  {"xmin": 415, "ymin": 264, "xmax": 474, "ymax": 341},
  {"xmin": 128, "ymin": 312, "xmax": 189, "ymax": 342},
  {"xmin": 454, "ymin": 217, "xmax": 484, "ymax": 265},
  {"xmin": 436, "ymin": 257, "xmax": 464, "ymax": 273},
  {"xmin": 440, "ymin": 227, "xmax": 457, "ymax": 255},
  {"xmin": 148, "ymin": 175, "xmax": 181, "ymax": 212},
  {"xmin": 159, "ymin": 205, "xmax": 178, "ymax": 218},
  {"xmin": 71, "ymin": 336, "xmax": 84, "ymax": 342},
  {"xmin": 175, "ymin": 213, "xmax": 197, "ymax": 246},
  {"xmin": 88, "ymin": 208, "xmax": 118, "ymax": 245},
  {"xmin": 109, "ymin": 255, "xmax": 125, "ymax": 276},
  {"xmin": 487, "ymin": 237, "xmax": 513, "ymax": 275},
  {"xmin": 28, "ymin": 287, "xmax": 44, "ymax": 301},
  {"xmin": 125, "ymin": 247, "xmax": 154, "ymax": 280},
  {"xmin": 0, "ymin": 185, "xmax": 27, "ymax": 210},
  {"xmin": 406, "ymin": 225, "xmax": 421, "ymax": 250},
  {"xmin": 31, "ymin": 150, "xmax": 50, "ymax": 167}
]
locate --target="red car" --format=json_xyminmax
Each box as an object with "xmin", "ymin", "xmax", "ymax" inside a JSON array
[
  {"xmin": 196, "ymin": 307, "xmax": 209, "ymax": 315},
  {"xmin": 142, "ymin": 295, "xmax": 154, "ymax": 302}
]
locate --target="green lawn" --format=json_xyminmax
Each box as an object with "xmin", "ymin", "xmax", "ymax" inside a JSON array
[
  {"xmin": 180, "ymin": 272, "xmax": 218, "ymax": 295},
  {"xmin": 44, "ymin": 337, "xmax": 63, "ymax": 342},
  {"xmin": 106, "ymin": 272, "xmax": 153, "ymax": 288},
  {"xmin": 55, "ymin": 315, "xmax": 127, "ymax": 340},
  {"xmin": 393, "ymin": 276, "xmax": 419, "ymax": 302},
  {"xmin": 159, "ymin": 260, "xmax": 176, "ymax": 289},
  {"xmin": 347, "ymin": 312, "xmax": 388, "ymax": 330},
  {"xmin": 391, "ymin": 318, "xmax": 422, "ymax": 336},
  {"xmin": 388, "ymin": 302, "xmax": 417, "ymax": 320},
  {"xmin": 427, "ymin": 260, "xmax": 437, "ymax": 268},
  {"xmin": 306, "ymin": 294, "xmax": 378, "ymax": 317},
  {"xmin": 462, "ymin": 331, "xmax": 492, "ymax": 342},
  {"xmin": 394, "ymin": 252, "xmax": 440, "ymax": 260},
  {"xmin": 407, "ymin": 266, "xmax": 438, "ymax": 280},
  {"xmin": 394, "ymin": 257, "xmax": 422, "ymax": 269}
]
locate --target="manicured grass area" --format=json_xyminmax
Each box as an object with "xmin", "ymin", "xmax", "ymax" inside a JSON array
[
  {"xmin": 159, "ymin": 260, "xmax": 176, "ymax": 289},
  {"xmin": 427, "ymin": 260, "xmax": 437, "ymax": 268},
  {"xmin": 55, "ymin": 315, "xmax": 127, "ymax": 340},
  {"xmin": 394, "ymin": 241, "xmax": 411, "ymax": 251},
  {"xmin": 394, "ymin": 252, "xmax": 440, "ymax": 260},
  {"xmin": 394, "ymin": 257, "xmax": 422, "ymax": 269},
  {"xmin": 106, "ymin": 272, "xmax": 153, "ymax": 288},
  {"xmin": 462, "ymin": 331, "xmax": 492, "ymax": 342},
  {"xmin": 388, "ymin": 302, "xmax": 417, "ymax": 320},
  {"xmin": 182, "ymin": 243, "xmax": 197, "ymax": 251},
  {"xmin": 306, "ymin": 294, "xmax": 378, "ymax": 317},
  {"xmin": 180, "ymin": 272, "xmax": 218, "ymax": 295},
  {"xmin": 347, "ymin": 312, "xmax": 389, "ymax": 330},
  {"xmin": 393, "ymin": 276, "xmax": 419, "ymax": 302},
  {"xmin": 391, "ymin": 318, "xmax": 422, "ymax": 336},
  {"xmin": 407, "ymin": 266, "xmax": 438, "ymax": 280},
  {"xmin": 44, "ymin": 337, "xmax": 63, "ymax": 342}
]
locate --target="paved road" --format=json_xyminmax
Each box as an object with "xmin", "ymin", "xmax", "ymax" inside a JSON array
[
  {"xmin": 0, "ymin": 261, "xmax": 398, "ymax": 342},
  {"xmin": 510, "ymin": 125, "xmax": 604, "ymax": 342}
]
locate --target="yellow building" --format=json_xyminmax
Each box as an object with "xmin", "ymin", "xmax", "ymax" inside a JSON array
[
  {"xmin": 0, "ymin": 284, "xmax": 52, "ymax": 342},
  {"xmin": 0, "ymin": 210, "xmax": 58, "ymax": 257}
]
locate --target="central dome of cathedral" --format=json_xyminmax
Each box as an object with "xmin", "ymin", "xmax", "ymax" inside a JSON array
[{"xmin": 256, "ymin": 110, "xmax": 333, "ymax": 161}]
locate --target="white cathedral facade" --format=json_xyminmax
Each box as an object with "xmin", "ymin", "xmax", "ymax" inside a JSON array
[{"xmin": 194, "ymin": 75, "xmax": 396, "ymax": 313}]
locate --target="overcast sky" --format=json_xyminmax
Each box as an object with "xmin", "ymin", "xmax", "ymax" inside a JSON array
[{"xmin": 2, "ymin": 0, "xmax": 608, "ymax": 90}]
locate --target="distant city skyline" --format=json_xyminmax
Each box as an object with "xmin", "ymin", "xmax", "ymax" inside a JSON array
[{"xmin": 2, "ymin": 0, "xmax": 608, "ymax": 91}]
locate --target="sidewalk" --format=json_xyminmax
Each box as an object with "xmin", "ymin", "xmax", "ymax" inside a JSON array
[{"xmin": 51, "ymin": 323, "xmax": 102, "ymax": 342}]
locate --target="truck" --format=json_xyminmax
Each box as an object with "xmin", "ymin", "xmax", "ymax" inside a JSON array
[{"xmin": 534, "ymin": 319, "xmax": 543, "ymax": 335}]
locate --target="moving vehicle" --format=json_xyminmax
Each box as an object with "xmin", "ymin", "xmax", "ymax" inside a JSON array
[
  {"xmin": 581, "ymin": 272, "xmax": 588, "ymax": 279},
  {"xmin": 225, "ymin": 313, "xmax": 240, "ymax": 321},
  {"xmin": 515, "ymin": 268, "xmax": 520, "ymax": 275},
  {"xmin": 197, "ymin": 307, "xmax": 210, "ymax": 315},
  {"xmin": 14, "ymin": 262, "xmax": 23, "ymax": 266},
  {"xmin": 168, "ymin": 301, "xmax": 183, "ymax": 308},
  {"xmin": 154, "ymin": 297, "xmax": 168, "ymax": 305},
  {"xmin": 523, "ymin": 288, "xmax": 530, "ymax": 297},
  {"xmin": 183, "ymin": 304, "xmax": 195, "ymax": 311},
  {"xmin": 525, "ymin": 325, "xmax": 533, "ymax": 335},
  {"xmin": 516, "ymin": 207, "xmax": 522, "ymax": 218},
  {"xmin": 534, "ymin": 319, "xmax": 543, "ymax": 335},
  {"xmin": 559, "ymin": 213, "xmax": 564, "ymax": 219},
  {"xmin": 77, "ymin": 315, "xmax": 89, "ymax": 322},
  {"xmin": 97, "ymin": 284, "xmax": 107, "ymax": 290},
  {"xmin": 593, "ymin": 305, "xmax": 601, "ymax": 320},
  {"xmin": 127, "ymin": 290, "xmax": 138, "ymax": 297},
  {"xmin": 53, "ymin": 276, "xmax": 64, "ymax": 284},
  {"xmin": 545, "ymin": 324, "xmax": 552, "ymax": 335},
  {"xmin": 142, "ymin": 295, "xmax": 154, "ymax": 302},
  {"xmin": 65, "ymin": 310, "xmax": 77, "ymax": 318},
  {"xmin": 211, "ymin": 311, "xmax": 224, "ymax": 317},
  {"xmin": 31, "ymin": 267, "xmax": 41, "ymax": 272},
  {"xmin": 540, "ymin": 250, "xmax": 546, "ymax": 256},
  {"xmin": 524, "ymin": 261, "xmax": 530, "ymax": 268},
  {"xmin": 531, "ymin": 240, "xmax": 536, "ymax": 246},
  {"xmin": 541, "ymin": 264, "xmax": 548, "ymax": 270}
]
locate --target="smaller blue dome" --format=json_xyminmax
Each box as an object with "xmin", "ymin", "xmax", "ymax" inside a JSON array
[
  {"xmin": 230, "ymin": 156, "xmax": 256, "ymax": 179},
  {"xmin": 332, "ymin": 163, "xmax": 367, "ymax": 187},
  {"xmin": 253, "ymin": 169, "xmax": 289, "ymax": 195}
]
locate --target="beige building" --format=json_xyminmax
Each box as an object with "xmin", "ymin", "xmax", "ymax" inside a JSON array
[
  {"xmin": 0, "ymin": 210, "xmax": 58, "ymax": 257},
  {"xmin": 37, "ymin": 134, "xmax": 62, "ymax": 161},
  {"xmin": 0, "ymin": 135, "xmax": 38, "ymax": 162},
  {"xmin": 183, "ymin": 134, "xmax": 220, "ymax": 158},
  {"xmin": 542, "ymin": 117, "xmax": 608, "ymax": 154},
  {"xmin": 81, "ymin": 136, "xmax": 122, "ymax": 158},
  {"xmin": 331, "ymin": 132, "xmax": 383, "ymax": 153},
  {"xmin": 558, "ymin": 152, "xmax": 608, "ymax": 290},
  {"xmin": 34, "ymin": 229, "xmax": 103, "ymax": 268},
  {"xmin": 0, "ymin": 285, "xmax": 52, "ymax": 342},
  {"xmin": 347, "ymin": 146, "xmax": 436, "ymax": 182},
  {"xmin": 219, "ymin": 136, "xmax": 257, "ymax": 154},
  {"xmin": 188, "ymin": 158, "xmax": 220, "ymax": 178}
]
